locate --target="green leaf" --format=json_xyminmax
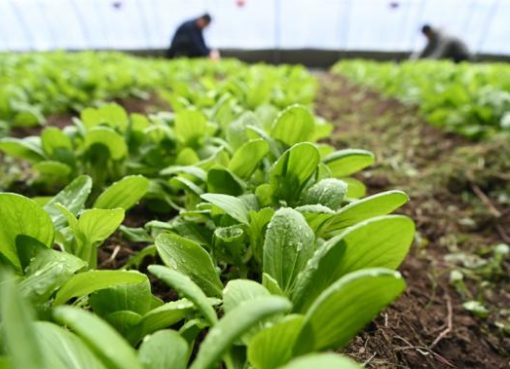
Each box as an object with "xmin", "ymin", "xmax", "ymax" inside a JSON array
[
  {"xmin": 89, "ymin": 278, "xmax": 153, "ymax": 317},
  {"xmin": 223, "ymin": 280, "xmax": 270, "ymax": 314},
  {"xmin": 155, "ymin": 232, "xmax": 223, "ymax": 297},
  {"xmin": 0, "ymin": 273, "xmax": 45, "ymax": 369},
  {"xmin": 133, "ymin": 299, "xmax": 195, "ymax": 343},
  {"xmin": 300, "ymin": 178, "xmax": 348, "ymax": 211},
  {"xmin": 53, "ymin": 306, "xmax": 143, "ymax": 369},
  {"xmin": 293, "ymin": 268, "xmax": 405, "ymax": 353},
  {"xmin": 34, "ymin": 322, "xmax": 107, "ymax": 369},
  {"xmin": 43, "ymin": 175, "xmax": 93, "ymax": 229},
  {"xmin": 19, "ymin": 248, "xmax": 86, "ymax": 303},
  {"xmin": 342, "ymin": 177, "xmax": 366, "ymax": 199},
  {"xmin": 320, "ymin": 190, "xmax": 409, "ymax": 236},
  {"xmin": 200, "ymin": 193, "xmax": 250, "ymax": 225},
  {"xmin": 33, "ymin": 161, "xmax": 71, "ymax": 181},
  {"xmin": 189, "ymin": 296, "xmax": 292, "ymax": 369},
  {"xmin": 277, "ymin": 354, "xmax": 361, "ymax": 369},
  {"xmin": 81, "ymin": 104, "xmax": 129, "ymax": 131},
  {"xmin": 271, "ymin": 105, "xmax": 315, "ymax": 146},
  {"xmin": 228, "ymin": 139, "xmax": 269, "ymax": 179},
  {"xmin": 270, "ymin": 143, "xmax": 320, "ymax": 204},
  {"xmin": 83, "ymin": 127, "xmax": 128, "ymax": 160},
  {"xmin": 94, "ymin": 175, "xmax": 150, "ymax": 210},
  {"xmin": 248, "ymin": 208, "xmax": 275, "ymax": 263},
  {"xmin": 148, "ymin": 265, "xmax": 218, "ymax": 325},
  {"xmin": 248, "ymin": 315, "xmax": 305, "ymax": 369},
  {"xmin": 206, "ymin": 168, "xmax": 244, "ymax": 196},
  {"xmin": 0, "ymin": 193, "xmax": 54, "ymax": 270},
  {"xmin": 323, "ymin": 149, "xmax": 375, "ymax": 178},
  {"xmin": 53, "ymin": 270, "xmax": 148, "ymax": 305},
  {"xmin": 292, "ymin": 215, "xmax": 414, "ymax": 312},
  {"xmin": 41, "ymin": 127, "xmax": 72, "ymax": 157},
  {"xmin": 138, "ymin": 330, "xmax": 189, "ymax": 369},
  {"xmin": 295, "ymin": 205, "xmax": 335, "ymax": 234},
  {"xmin": 0, "ymin": 137, "xmax": 46, "ymax": 163},
  {"xmin": 263, "ymin": 208, "xmax": 315, "ymax": 293},
  {"xmin": 174, "ymin": 110, "xmax": 207, "ymax": 147},
  {"xmin": 78, "ymin": 208, "xmax": 125, "ymax": 245},
  {"xmin": 213, "ymin": 225, "xmax": 246, "ymax": 265}
]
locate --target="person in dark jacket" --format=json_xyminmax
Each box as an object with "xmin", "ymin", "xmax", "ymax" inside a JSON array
[
  {"xmin": 166, "ymin": 13, "xmax": 219, "ymax": 59},
  {"xmin": 412, "ymin": 24, "xmax": 472, "ymax": 63}
]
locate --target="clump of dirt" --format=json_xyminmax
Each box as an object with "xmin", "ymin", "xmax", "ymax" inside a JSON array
[{"xmin": 317, "ymin": 73, "xmax": 510, "ymax": 368}]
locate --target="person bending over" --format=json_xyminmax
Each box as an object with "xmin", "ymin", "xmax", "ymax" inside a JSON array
[
  {"xmin": 412, "ymin": 24, "xmax": 472, "ymax": 63},
  {"xmin": 166, "ymin": 13, "xmax": 220, "ymax": 60}
]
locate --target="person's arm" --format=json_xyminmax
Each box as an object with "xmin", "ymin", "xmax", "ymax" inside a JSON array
[{"xmin": 417, "ymin": 39, "xmax": 436, "ymax": 59}]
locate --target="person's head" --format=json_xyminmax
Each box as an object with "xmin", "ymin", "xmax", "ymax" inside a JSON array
[
  {"xmin": 421, "ymin": 24, "xmax": 435, "ymax": 39},
  {"xmin": 196, "ymin": 13, "xmax": 212, "ymax": 29}
]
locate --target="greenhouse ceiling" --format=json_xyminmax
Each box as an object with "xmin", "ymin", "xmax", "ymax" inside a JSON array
[{"xmin": 1, "ymin": 0, "xmax": 509, "ymax": 55}]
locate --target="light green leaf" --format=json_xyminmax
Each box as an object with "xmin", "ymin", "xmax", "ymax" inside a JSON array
[
  {"xmin": 190, "ymin": 296, "xmax": 292, "ymax": 369},
  {"xmin": 19, "ymin": 248, "xmax": 86, "ymax": 304},
  {"xmin": 78, "ymin": 208, "xmax": 125, "ymax": 245},
  {"xmin": 133, "ymin": 299, "xmax": 195, "ymax": 343},
  {"xmin": 0, "ymin": 193, "xmax": 54, "ymax": 270},
  {"xmin": 155, "ymin": 232, "xmax": 223, "ymax": 297},
  {"xmin": 293, "ymin": 268, "xmax": 405, "ymax": 353},
  {"xmin": 228, "ymin": 139, "xmax": 269, "ymax": 179},
  {"xmin": 53, "ymin": 306, "xmax": 143, "ymax": 369},
  {"xmin": 200, "ymin": 193, "xmax": 250, "ymax": 225},
  {"xmin": 43, "ymin": 175, "xmax": 92, "ymax": 229},
  {"xmin": 248, "ymin": 315, "xmax": 305, "ymax": 369},
  {"xmin": 271, "ymin": 105, "xmax": 315, "ymax": 146},
  {"xmin": 277, "ymin": 354, "xmax": 361, "ymax": 369},
  {"xmin": 223, "ymin": 280, "xmax": 270, "ymax": 314},
  {"xmin": 94, "ymin": 175, "xmax": 150, "ymax": 210},
  {"xmin": 342, "ymin": 177, "xmax": 366, "ymax": 199},
  {"xmin": 41, "ymin": 127, "xmax": 72, "ymax": 157},
  {"xmin": 295, "ymin": 204, "xmax": 335, "ymax": 234},
  {"xmin": 174, "ymin": 110, "xmax": 207, "ymax": 147},
  {"xmin": 148, "ymin": 265, "xmax": 218, "ymax": 325},
  {"xmin": 81, "ymin": 104, "xmax": 128, "ymax": 131},
  {"xmin": 33, "ymin": 161, "xmax": 71, "ymax": 180},
  {"xmin": 206, "ymin": 168, "xmax": 244, "ymax": 196},
  {"xmin": 0, "ymin": 273, "xmax": 45, "ymax": 369},
  {"xmin": 83, "ymin": 127, "xmax": 128, "ymax": 160},
  {"xmin": 34, "ymin": 322, "xmax": 107, "ymax": 369},
  {"xmin": 292, "ymin": 215, "xmax": 414, "ymax": 312},
  {"xmin": 53, "ymin": 270, "xmax": 148, "ymax": 305},
  {"xmin": 263, "ymin": 208, "xmax": 315, "ymax": 293},
  {"xmin": 300, "ymin": 178, "xmax": 348, "ymax": 211},
  {"xmin": 0, "ymin": 137, "xmax": 46, "ymax": 163},
  {"xmin": 138, "ymin": 330, "xmax": 189, "ymax": 369},
  {"xmin": 320, "ymin": 190, "xmax": 409, "ymax": 236},
  {"xmin": 89, "ymin": 279, "xmax": 153, "ymax": 317},
  {"xmin": 270, "ymin": 143, "xmax": 320, "ymax": 204},
  {"xmin": 323, "ymin": 149, "xmax": 375, "ymax": 178}
]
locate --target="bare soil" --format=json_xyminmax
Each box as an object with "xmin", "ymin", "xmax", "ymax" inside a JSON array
[{"xmin": 317, "ymin": 73, "xmax": 509, "ymax": 369}]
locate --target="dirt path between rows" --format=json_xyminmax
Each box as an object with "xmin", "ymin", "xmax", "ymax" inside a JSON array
[{"xmin": 317, "ymin": 73, "xmax": 510, "ymax": 368}]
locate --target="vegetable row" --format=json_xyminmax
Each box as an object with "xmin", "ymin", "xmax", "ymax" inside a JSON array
[
  {"xmin": 0, "ymin": 56, "xmax": 414, "ymax": 369},
  {"xmin": 333, "ymin": 59, "xmax": 510, "ymax": 139}
]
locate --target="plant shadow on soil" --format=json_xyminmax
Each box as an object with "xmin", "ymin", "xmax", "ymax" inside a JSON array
[{"xmin": 317, "ymin": 73, "xmax": 509, "ymax": 369}]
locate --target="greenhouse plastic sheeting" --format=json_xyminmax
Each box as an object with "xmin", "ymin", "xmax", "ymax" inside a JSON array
[{"xmin": 0, "ymin": 0, "xmax": 509, "ymax": 55}]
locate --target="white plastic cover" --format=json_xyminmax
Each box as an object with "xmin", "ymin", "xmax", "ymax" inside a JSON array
[{"xmin": 0, "ymin": 0, "xmax": 508, "ymax": 55}]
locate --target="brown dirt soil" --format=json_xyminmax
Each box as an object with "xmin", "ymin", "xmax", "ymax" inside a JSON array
[{"xmin": 317, "ymin": 73, "xmax": 510, "ymax": 368}]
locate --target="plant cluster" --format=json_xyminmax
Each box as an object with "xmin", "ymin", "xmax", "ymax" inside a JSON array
[
  {"xmin": 333, "ymin": 59, "xmax": 510, "ymax": 139},
  {"xmin": 0, "ymin": 55, "xmax": 414, "ymax": 369}
]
